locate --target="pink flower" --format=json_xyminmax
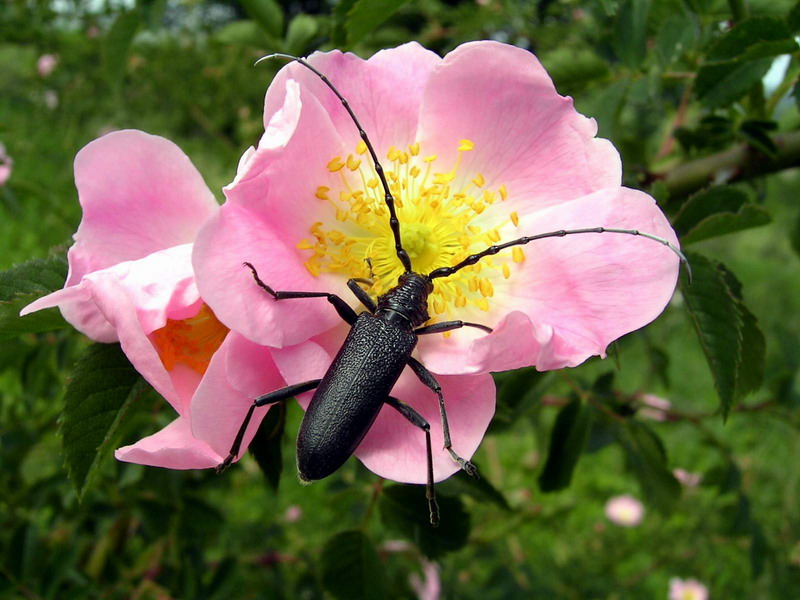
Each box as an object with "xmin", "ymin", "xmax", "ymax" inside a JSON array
[
  {"xmin": 193, "ymin": 41, "xmax": 680, "ymax": 378},
  {"xmin": 639, "ymin": 393, "xmax": 672, "ymax": 421},
  {"xmin": 605, "ymin": 494, "xmax": 645, "ymax": 527},
  {"xmin": 673, "ymin": 468, "xmax": 703, "ymax": 487},
  {"xmin": 37, "ymin": 53, "xmax": 59, "ymax": 77},
  {"xmin": 21, "ymin": 130, "xmax": 285, "ymax": 469},
  {"xmin": 0, "ymin": 142, "xmax": 12, "ymax": 186},
  {"xmin": 668, "ymin": 577, "xmax": 709, "ymax": 600},
  {"xmin": 409, "ymin": 560, "xmax": 441, "ymax": 600}
]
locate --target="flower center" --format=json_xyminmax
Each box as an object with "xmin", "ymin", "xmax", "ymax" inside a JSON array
[
  {"xmin": 297, "ymin": 139, "xmax": 524, "ymax": 323},
  {"xmin": 151, "ymin": 304, "xmax": 228, "ymax": 375}
]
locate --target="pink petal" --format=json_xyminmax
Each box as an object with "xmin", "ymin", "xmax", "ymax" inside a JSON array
[
  {"xmin": 263, "ymin": 42, "xmax": 439, "ymax": 157},
  {"xmin": 190, "ymin": 332, "xmax": 286, "ymax": 459},
  {"xmin": 69, "ymin": 130, "xmax": 218, "ymax": 283},
  {"xmin": 417, "ymin": 41, "xmax": 621, "ymax": 212},
  {"xmin": 22, "ymin": 245, "xmax": 203, "ymax": 414},
  {"xmin": 271, "ymin": 327, "xmax": 495, "ymax": 483},
  {"xmin": 115, "ymin": 416, "xmax": 224, "ymax": 469},
  {"xmin": 418, "ymin": 187, "xmax": 680, "ymax": 373}
]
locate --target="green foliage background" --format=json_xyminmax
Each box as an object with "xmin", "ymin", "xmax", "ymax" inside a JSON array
[{"xmin": 2, "ymin": 0, "xmax": 800, "ymax": 598}]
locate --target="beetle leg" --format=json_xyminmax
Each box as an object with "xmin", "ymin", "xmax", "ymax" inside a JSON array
[
  {"xmin": 215, "ymin": 379, "xmax": 321, "ymax": 474},
  {"xmin": 414, "ymin": 320, "xmax": 492, "ymax": 335},
  {"xmin": 384, "ymin": 396, "xmax": 439, "ymax": 527},
  {"xmin": 243, "ymin": 262, "xmax": 358, "ymax": 324},
  {"xmin": 347, "ymin": 278, "xmax": 377, "ymax": 313},
  {"xmin": 407, "ymin": 358, "xmax": 479, "ymax": 479}
]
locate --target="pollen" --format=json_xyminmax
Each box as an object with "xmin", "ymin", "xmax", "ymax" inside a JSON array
[
  {"xmin": 151, "ymin": 304, "xmax": 228, "ymax": 375},
  {"xmin": 298, "ymin": 139, "xmax": 520, "ymax": 323}
]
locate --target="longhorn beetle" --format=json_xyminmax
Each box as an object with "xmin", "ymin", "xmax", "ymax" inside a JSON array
[{"xmin": 216, "ymin": 52, "xmax": 690, "ymax": 526}]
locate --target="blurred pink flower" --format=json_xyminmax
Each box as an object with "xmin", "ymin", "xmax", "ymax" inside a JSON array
[
  {"xmin": 284, "ymin": 505, "xmax": 302, "ymax": 523},
  {"xmin": 639, "ymin": 393, "xmax": 672, "ymax": 421},
  {"xmin": 409, "ymin": 560, "xmax": 441, "ymax": 600},
  {"xmin": 21, "ymin": 130, "xmax": 286, "ymax": 469},
  {"xmin": 669, "ymin": 577, "xmax": 709, "ymax": 600},
  {"xmin": 44, "ymin": 89, "xmax": 58, "ymax": 110},
  {"xmin": 37, "ymin": 53, "xmax": 58, "ymax": 77},
  {"xmin": 0, "ymin": 142, "xmax": 12, "ymax": 186},
  {"xmin": 605, "ymin": 494, "xmax": 645, "ymax": 527},
  {"xmin": 673, "ymin": 468, "xmax": 703, "ymax": 487},
  {"xmin": 86, "ymin": 25, "xmax": 100, "ymax": 39},
  {"xmin": 193, "ymin": 41, "xmax": 681, "ymax": 379}
]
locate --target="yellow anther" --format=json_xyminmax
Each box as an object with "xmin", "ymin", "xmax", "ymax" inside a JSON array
[
  {"xmin": 410, "ymin": 165, "xmax": 421, "ymax": 177},
  {"xmin": 510, "ymin": 212, "xmax": 519, "ymax": 227},
  {"xmin": 468, "ymin": 225, "xmax": 481, "ymax": 235},
  {"xmin": 356, "ymin": 140, "xmax": 367, "ymax": 155},
  {"xmin": 502, "ymin": 263, "xmax": 511, "ymax": 279},
  {"xmin": 340, "ymin": 191, "xmax": 352, "ymax": 202},
  {"xmin": 387, "ymin": 146, "xmax": 399, "ymax": 161},
  {"xmin": 336, "ymin": 208, "xmax": 348, "ymax": 222},
  {"xmin": 423, "ymin": 155, "xmax": 437, "ymax": 163},
  {"xmin": 468, "ymin": 277, "xmax": 479, "ymax": 292},
  {"xmin": 327, "ymin": 231, "xmax": 345, "ymax": 244},
  {"xmin": 458, "ymin": 139, "xmax": 475, "ymax": 151},
  {"xmin": 499, "ymin": 184, "xmax": 508, "ymax": 201},
  {"xmin": 297, "ymin": 239, "xmax": 314, "ymax": 250},
  {"xmin": 313, "ymin": 243, "xmax": 327, "ymax": 256},
  {"xmin": 483, "ymin": 190, "xmax": 495, "ymax": 204},
  {"xmin": 455, "ymin": 295, "xmax": 467, "ymax": 308},
  {"xmin": 304, "ymin": 259, "xmax": 321, "ymax": 276},
  {"xmin": 433, "ymin": 298, "xmax": 445, "ymax": 315},
  {"xmin": 488, "ymin": 229, "xmax": 501, "ymax": 242},
  {"xmin": 476, "ymin": 298, "xmax": 490, "ymax": 311},
  {"xmin": 443, "ymin": 331, "xmax": 452, "ymax": 339},
  {"xmin": 512, "ymin": 247, "xmax": 525, "ymax": 263},
  {"xmin": 473, "ymin": 201, "xmax": 485, "ymax": 214},
  {"xmin": 315, "ymin": 186, "xmax": 330, "ymax": 200},
  {"xmin": 472, "ymin": 173, "xmax": 485, "ymax": 188},
  {"xmin": 327, "ymin": 157, "xmax": 344, "ymax": 172},
  {"xmin": 479, "ymin": 279, "xmax": 494, "ymax": 298},
  {"xmin": 367, "ymin": 178, "xmax": 379, "ymax": 189},
  {"xmin": 400, "ymin": 152, "xmax": 409, "ymax": 165},
  {"xmin": 346, "ymin": 155, "xmax": 361, "ymax": 171},
  {"xmin": 434, "ymin": 172, "xmax": 455, "ymax": 185},
  {"xmin": 409, "ymin": 142, "xmax": 420, "ymax": 156}
]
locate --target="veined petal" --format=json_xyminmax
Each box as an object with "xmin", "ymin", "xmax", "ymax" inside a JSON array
[{"xmin": 115, "ymin": 416, "xmax": 224, "ymax": 469}]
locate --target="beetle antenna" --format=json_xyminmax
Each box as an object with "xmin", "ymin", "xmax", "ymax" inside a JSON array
[
  {"xmin": 426, "ymin": 227, "xmax": 692, "ymax": 284},
  {"xmin": 257, "ymin": 53, "xmax": 413, "ymax": 274}
]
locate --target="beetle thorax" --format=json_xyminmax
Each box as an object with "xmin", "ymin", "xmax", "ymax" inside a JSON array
[{"xmin": 376, "ymin": 273, "xmax": 433, "ymax": 328}]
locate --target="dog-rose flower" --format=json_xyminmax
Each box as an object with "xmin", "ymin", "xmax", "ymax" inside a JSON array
[
  {"xmin": 193, "ymin": 41, "xmax": 681, "ymax": 378},
  {"xmin": 21, "ymin": 130, "xmax": 285, "ymax": 468}
]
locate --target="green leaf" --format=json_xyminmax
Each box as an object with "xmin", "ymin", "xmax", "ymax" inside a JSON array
[
  {"xmin": 320, "ymin": 531, "xmax": 388, "ymax": 600},
  {"xmin": 614, "ymin": 0, "xmax": 651, "ymax": 69},
  {"xmin": 682, "ymin": 204, "xmax": 771, "ymax": 245},
  {"xmin": 654, "ymin": 12, "xmax": 699, "ymax": 66},
  {"xmin": 239, "ymin": 0, "xmax": 284, "ymax": 39},
  {"xmin": 0, "ymin": 254, "xmax": 69, "ymax": 341},
  {"xmin": 284, "ymin": 14, "xmax": 318, "ymax": 56},
  {"xmin": 248, "ymin": 402, "xmax": 285, "ymax": 491},
  {"xmin": 489, "ymin": 369, "xmax": 553, "ymax": 433},
  {"xmin": 103, "ymin": 9, "xmax": 141, "ymax": 91},
  {"xmin": 379, "ymin": 484, "xmax": 470, "ymax": 559},
  {"xmin": 707, "ymin": 17, "xmax": 792, "ymax": 61},
  {"xmin": 331, "ymin": 0, "xmax": 358, "ymax": 47},
  {"xmin": 680, "ymin": 253, "xmax": 765, "ymax": 415},
  {"xmin": 673, "ymin": 186, "xmax": 749, "ymax": 236},
  {"xmin": 680, "ymin": 253, "xmax": 742, "ymax": 415},
  {"xmin": 616, "ymin": 421, "xmax": 681, "ymax": 513},
  {"xmin": 538, "ymin": 398, "xmax": 594, "ymax": 492},
  {"xmin": 437, "ymin": 470, "xmax": 511, "ymax": 511},
  {"xmin": 345, "ymin": 0, "xmax": 412, "ymax": 46},
  {"xmin": 696, "ymin": 57, "xmax": 774, "ymax": 108},
  {"xmin": 539, "ymin": 47, "xmax": 610, "ymax": 94},
  {"xmin": 61, "ymin": 343, "xmax": 146, "ymax": 499},
  {"xmin": 790, "ymin": 1, "xmax": 800, "ymax": 33},
  {"xmin": 791, "ymin": 211, "xmax": 800, "ymax": 258}
]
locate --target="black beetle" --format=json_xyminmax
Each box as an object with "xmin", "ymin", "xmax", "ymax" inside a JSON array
[{"xmin": 216, "ymin": 53, "xmax": 689, "ymax": 526}]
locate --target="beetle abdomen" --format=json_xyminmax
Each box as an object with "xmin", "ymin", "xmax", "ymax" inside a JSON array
[{"xmin": 297, "ymin": 313, "xmax": 417, "ymax": 481}]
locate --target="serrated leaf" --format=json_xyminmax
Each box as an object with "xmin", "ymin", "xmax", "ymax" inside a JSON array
[
  {"xmin": 320, "ymin": 531, "xmax": 388, "ymax": 600},
  {"xmin": 61, "ymin": 343, "xmax": 146, "ymax": 499},
  {"xmin": 696, "ymin": 57, "xmax": 774, "ymax": 108},
  {"xmin": 616, "ymin": 421, "xmax": 681, "ymax": 513},
  {"xmin": 0, "ymin": 254, "xmax": 68, "ymax": 340},
  {"xmin": 614, "ymin": 0, "xmax": 651, "ymax": 69},
  {"xmin": 248, "ymin": 402, "xmax": 285, "ymax": 491},
  {"xmin": 284, "ymin": 14, "xmax": 318, "ymax": 56},
  {"xmin": 103, "ymin": 9, "xmax": 141, "ymax": 91},
  {"xmin": 673, "ymin": 186, "xmax": 749, "ymax": 236},
  {"xmin": 239, "ymin": 0, "xmax": 284, "ymax": 39},
  {"xmin": 681, "ymin": 253, "xmax": 742, "ymax": 416},
  {"xmin": 437, "ymin": 470, "xmax": 510, "ymax": 511},
  {"xmin": 345, "ymin": 0, "xmax": 412, "ymax": 46},
  {"xmin": 682, "ymin": 204, "xmax": 771, "ymax": 244},
  {"xmin": 538, "ymin": 398, "xmax": 594, "ymax": 492},
  {"xmin": 379, "ymin": 484, "xmax": 469, "ymax": 559}
]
